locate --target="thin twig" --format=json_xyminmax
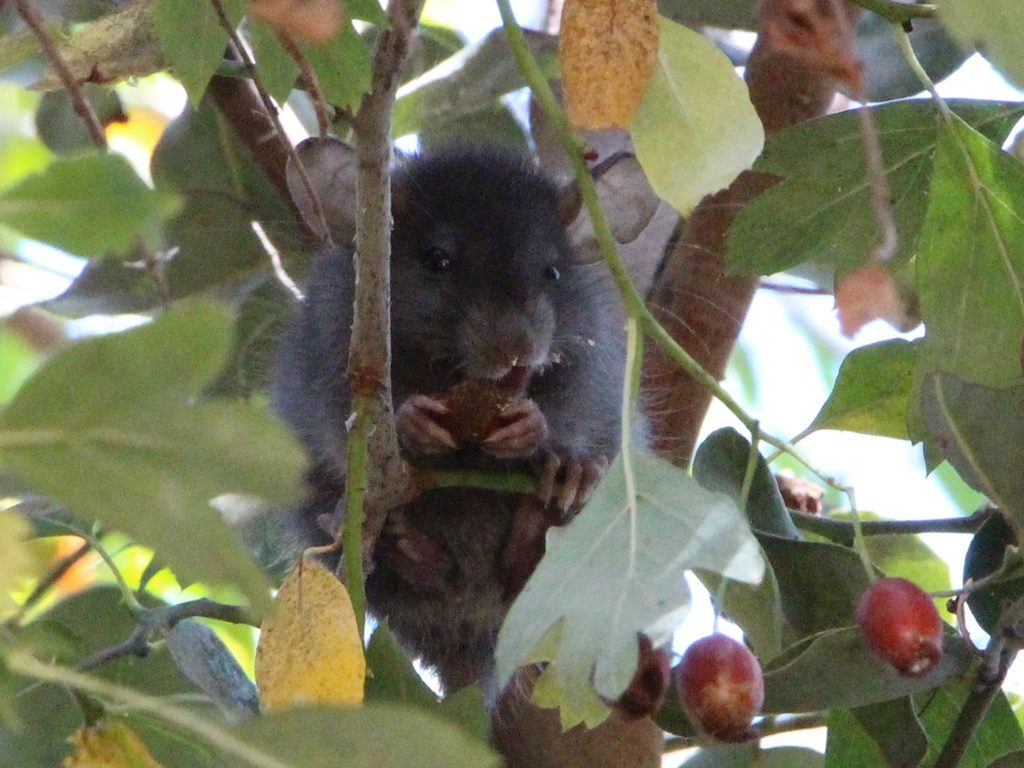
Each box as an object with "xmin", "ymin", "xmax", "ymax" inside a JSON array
[
  {"xmin": 8, "ymin": 652, "xmax": 291, "ymax": 768},
  {"xmin": 790, "ymin": 506, "xmax": 995, "ymax": 544},
  {"xmin": 663, "ymin": 711, "xmax": 828, "ymax": 752},
  {"xmin": 6, "ymin": 538, "xmax": 92, "ymax": 627},
  {"xmin": 15, "ymin": 0, "xmax": 107, "ymax": 148},
  {"xmin": 759, "ymin": 280, "xmax": 833, "ymax": 296},
  {"xmin": 76, "ymin": 598, "xmax": 255, "ymax": 672},
  {"xmin": 208, "ymin": 0, "xmax": 330, "ymax": 242},
  {"xmin": 850, "ymin": 0, "xmax": 936, "ymax": 25},
  {"xmin": 251, "ymin": 221, "xmax": 303, "ymax": 300},
  {"xmin": 275, "ymin": 29, "xmax": 331, "ymax": 137}
]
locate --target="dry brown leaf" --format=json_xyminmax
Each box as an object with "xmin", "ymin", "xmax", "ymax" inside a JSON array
[
  {"xmin": 560, "ymin": 0, "xmax": 659, "ymax": 130},
  {"xmin": 255, "ymin": 557, "xmax": 365, "ymax": 712},
  {"xmin": 64, "ymin": 720, "xmax": 165, "ymax": 768},
  {"xmin": 835, "ymin": 262, "xmax": 905, "ymax": 337},
  {"xmin": 249, "ymin": 0, "xmax": 344, "ymax": 45}
]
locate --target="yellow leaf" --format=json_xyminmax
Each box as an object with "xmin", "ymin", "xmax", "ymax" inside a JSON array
[
  {"xmin": 559, "ymin": 0, "xmax": 659, "ymax": 130},
  {"xmin": 255, "ymin": 557, "xmax": 365, "ymax": 711},
  {"xmin": 0, "ymin": 508, "xmax": 38, "ymax": 615},
  {"xmin": 63, "ymin": 720, "xmax": 165, "ymax": 768}
]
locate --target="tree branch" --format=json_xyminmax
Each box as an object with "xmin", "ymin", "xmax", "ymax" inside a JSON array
[
  {"xmin": 341, "ymin": 0, "xmax": 425, "ymax": 633},
  {"xmin": 789, "ymin": 506, "xmax": 994, "ymax": 545},
  {"xmin": 76, "ymin": 598, "xmax": 255, "ymax": 672},
  {"xmin": 14, "ymin": 0, "xmax": 107, "ymax": 147}
]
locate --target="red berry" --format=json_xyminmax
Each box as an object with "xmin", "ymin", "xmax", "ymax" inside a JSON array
[
  {"xmin": 856, "ymin": 577, "xmax": 943, "ymax": 677},
  {"xmin": 675, "ymin": 634, "xmax": 764, "ymax": 742}
]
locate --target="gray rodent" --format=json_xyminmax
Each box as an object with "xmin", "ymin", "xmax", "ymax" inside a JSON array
[{"xmin": 273, "ymin": 143, "xmax": 626, "ymax": 695}]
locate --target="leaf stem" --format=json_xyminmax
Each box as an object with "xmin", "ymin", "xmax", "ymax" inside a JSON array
[
  {"xmin": 6, "ymin": 651, "xmax": 292, "ymax": 768},
  {"xmin": 789, "ymin": 505, "xmax": 994, "ymax": 544}
]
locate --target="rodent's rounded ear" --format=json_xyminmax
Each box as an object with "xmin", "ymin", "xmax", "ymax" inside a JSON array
[{"xmin": 287, "ymin": 137, "xmax": 359, "ymax": 246}]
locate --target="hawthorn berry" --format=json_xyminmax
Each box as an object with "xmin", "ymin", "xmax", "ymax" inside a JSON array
[
  {"xmin": 856, "ymin": 576, "xmax": 943, "ymax": 677},
  {"xmin": 675, "ymin": 634, "xmax": 764, "ymax": 742}
]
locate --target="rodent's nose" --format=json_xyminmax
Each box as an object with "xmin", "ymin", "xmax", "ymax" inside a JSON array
[{"xmin": 459, "ymin": 299, "xmax": 556, "ymax": 380}]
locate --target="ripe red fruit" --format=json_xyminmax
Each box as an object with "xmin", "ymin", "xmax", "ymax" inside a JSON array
[
  {"xmin": 675, "ymin": 634, "xmax": 764, "ymax": 742},
  {"xmin": 856, "ymin": 577, "xmax": 943, "ymax": 677}
]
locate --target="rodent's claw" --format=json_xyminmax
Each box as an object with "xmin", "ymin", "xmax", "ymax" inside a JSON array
[
  {"xmin": 538, "ymin": 452, "xmax": 609, "ymax": 520},
  {"xmin": 481, "ymin": 399, "xmax": 548, "ymax": 459},
  {"xmin": 396, "ymin": 395, "xmax": 459, "ymax": 456}
]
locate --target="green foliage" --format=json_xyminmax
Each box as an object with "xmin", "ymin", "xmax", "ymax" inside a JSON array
[
  {"xmin": 0, "ymin": 153, "xmax": 180, "ymax": 257},
  {"xmin": 632, "ymin": 17, "xmax": 764, "ymax": 216},
  {"xmin": 230, "ymin": 706, "xmax": 500, "ymax": 767},
  {"xmin": 729, "ymin": 100, "xmax": 1024, "ymax": 279},
  {"xmin": 152, "ymin": 0, "xmax": 246, "ymax": 107},
  {"xmin": 298, "ymin": 22, "xmax": 372, "ymax": 111},
  {"xmin": 0, "ymin": 302, "xmax": 304, "ymax": 613},
  {"xmin": 964, "ymin": 514, "xmax": 1024, "ymax": 634},
  {"xmin": 917, "ymin": 116, "xmax": 1024, "ymax": 389},
  {"xmin": 937, "ymin": 0, "xmax": 1024, "ymax": 89},
  {"xmin": 246, "ymin": 20, "xmax": 301, "ymax": 105},
  {"xmin": 496, "ymin": 449, "xmax": 764, "ymax": 728},
  {"xmin": 805, "ymin": 339, "xmax": 916, "ymax": 440}
]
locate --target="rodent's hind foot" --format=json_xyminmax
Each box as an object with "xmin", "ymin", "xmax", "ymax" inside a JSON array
[
  {"xmin": 537, "ymin": 452, "xmax": 609, "ymax": 520},
  {"xmin": 377, "ymin": 512, "xmax": 455, "ymax": 593},
  {"xmin": 396, "ymin": 395, "xmax": 459, "ymax": 456},
  {"xmin": 481, "ymin": 399, "xmax": 548, "ymax": 459}
]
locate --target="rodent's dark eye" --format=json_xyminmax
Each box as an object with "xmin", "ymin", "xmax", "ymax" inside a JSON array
[
  {"xmin": 544, "ymin": 264, "xmax": 561, "ymax": 282},
  {"xmin": 422, "ymin": 246, "xmax": 454, "ymax": 272}
]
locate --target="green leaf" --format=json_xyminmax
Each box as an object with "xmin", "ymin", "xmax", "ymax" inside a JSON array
[
  {"xmin": 964, "ymin": 511, "xmax": 1024, "ymax": 634},
  {"xmin": 937, "ymin": 0, "xmax": 1024, "ymax": 89},
  {"xmin": 46, "ymin": 99, "xmax": 304, "ymax": 317},
  {"xmin": 917, "ymin": 116, "xmax": 1024, "ymax": 388},
  {"xmin": 631, "ymin": 16, "xmax": 763, "ymax": 216},
  {"xmin": 693, "ymin": 427, "xmax": 798, "ymax": 538},
  {"xmin": 393, "ymin": 28, "xmax": 557, "ymax": 139},
  {"xmin": 850, "ymin": 698, "xmax": 928, "ymax": 768},
  {"xmin": 300, "ymin": 22, "xmax": 372, "ymax": 111},
  {"xmin": 989, "ymin": 752, "xmax": 1024, "ymax": 768},
  {"xmin": 0, "ymin": 302, "xmax": 306, "ymax": 614},
  {"xmin": 495, "ymin": 449, "xmax": 764, "ymax": 728},
  {"xmin": 763, "ymin": 626, "xmax": 973, "ymax": 713},
  {"xmin": 682, "ymin": 744, "xmax": 824, "ymax": 767},
  {"xmin": 917, "ymin": 682, "xmax": 1024, "ymax": 767},
  {"xmin": 229, "ymin": 706, "xmax": 499, "ymax": 767},
  {"xmin": 246, "ymin": 20, "xmax": 300, "ymax": 105},
  {"xmin": 6, "ymin": 586, "xmax": 207, "ymax": 768},
  {"xmin": 858, "ymin": 15, "xmax": 967, "ymax": 102},
  {"xmin": 365, "ymin": 624, "xmax": 490, "ymax": 741},
  {"xmin": 0, "ymin": 153, "xmax": 180, "ymax": 258},
  {"xmin": 656, "ymin": 0, "xmax": 757, "ymax": 31},
  {"xmin": 919, "ymin": 374, "xmax": 1024, "ymax": 539},
  {"xmin": 759, "ymin": 533, "xmax": 870, "ymax": 637},
  {"xmin": 824, "ymin": 708, "xmax": 888, "ymax": 768},
  {"xmin": 34, "ymin": 86, "xmax": 127, "ymax": 155},
  {"xmin": 0, "ymin": 508, "xmax": 37, "ymax": 614},
  {"xmin": 805, "ymin": 340, "xmax": 916, "ymax": 440},
  {"xmin": 153, "ymin": 0, "xmax": 246, "ymax": 107},
  {"xmin": 728, "ymin": 100, "xmax": 1024, "ymax": 277},
  {"xmin": 347, "ymin": 0, "xmax": 389, "ymax": 25}
]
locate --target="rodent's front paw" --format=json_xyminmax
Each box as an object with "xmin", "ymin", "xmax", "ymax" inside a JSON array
[
  {"xmin": 537, "ymin": 452, "xmax": 609, "ymax": 519},
  {"xmin": 396, "ymin": 395, "xmax": 459, "ymax": 456},
  {"xmin": 481, "ymin": 399, "xmax": 548, "ymax": 459}
]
